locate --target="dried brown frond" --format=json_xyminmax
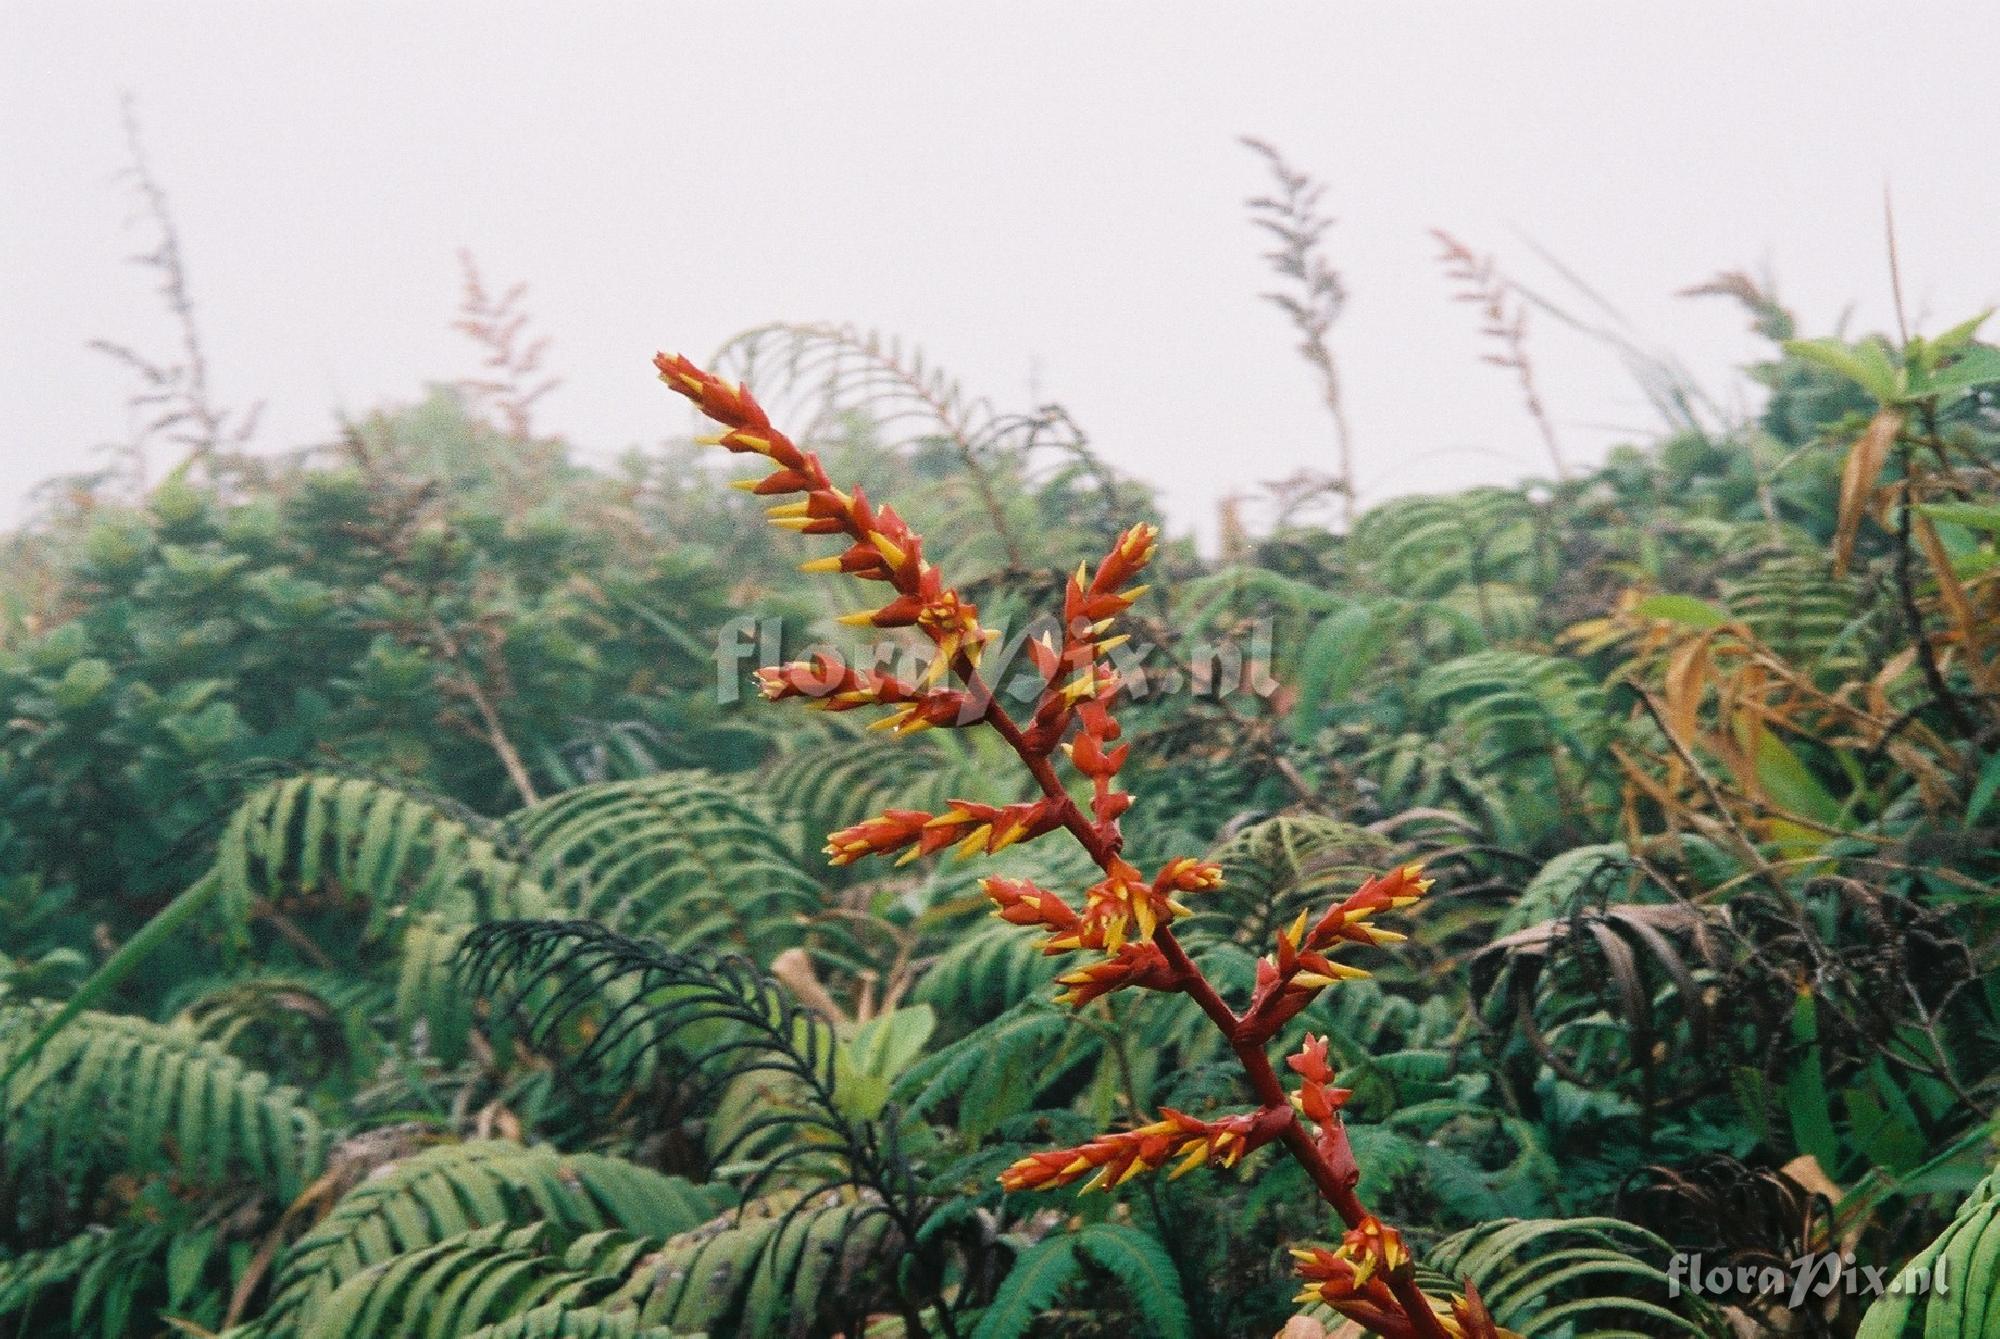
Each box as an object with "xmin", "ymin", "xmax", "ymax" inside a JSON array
[
  {"xmin": 453, "ymin": 249, "xmax": 562, "ymax": 440},
  {"xmin": 1680, "ymin": 268, "xmax": 1796, "ymax": 342},
  {"xmin": 88, "ymin": 94, "xmax": 260, "ymax": 489},
  {"xmin": 1242, "ymin": 137, "xmax": 1354, "ymax": 526},
  {"xmin": 1431, "ymin": 229, "xmax": 1569, "ymax": 481}
]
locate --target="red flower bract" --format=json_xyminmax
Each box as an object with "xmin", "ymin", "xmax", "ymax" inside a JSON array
[{"xmin": 660, "ymin": 350, "xmax": 1466, "ymax": 1339}]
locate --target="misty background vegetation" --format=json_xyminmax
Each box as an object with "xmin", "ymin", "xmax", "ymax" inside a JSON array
[{"xmin": 2, "ymin": 33, "xmax": 1999, "ymax": 1339}]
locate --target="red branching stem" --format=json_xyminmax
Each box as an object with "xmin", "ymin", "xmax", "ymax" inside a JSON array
[
  {"xmin": 959, "ymin": 668, "xmax": 1452, "ymax": 1339},
  {"xmin": 658, "ymin": 352, "xmax": 1454, "ymax": 1339}
]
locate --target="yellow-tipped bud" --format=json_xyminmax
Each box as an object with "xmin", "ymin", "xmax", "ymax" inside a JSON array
[
  {"xmin": 1285, "ymin": 910, "xmax": 1310, "ymax": 948},
  {"xmin": 1170, "ymin": 1141, "xmax": 1210, "ymax": 1179}
]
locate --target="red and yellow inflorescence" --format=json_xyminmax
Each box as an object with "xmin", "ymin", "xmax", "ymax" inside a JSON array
[
  {"xmin": 1242, "ymin": 864, "xmax": 1432, "ymax": 1037},
  {"xmin": 657, "ymin": 349, "xmax": 1173, "ymax": 945},
  {"xmin": 1296, "ymin": 1226, "xmax": 1512, "ymax": 1339},
  {"xmin": 660, "ymin": 351, "xmax": 1464, "ymax": 1339},
  {"xmin": 999, "ymin": 1103, "xmax": 1294, "ymax": 1193}
]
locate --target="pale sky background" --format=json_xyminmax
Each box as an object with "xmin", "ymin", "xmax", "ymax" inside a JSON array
[{"xmin": 3, "ymin": 3, "xmax": 1996, "ymax": 546}]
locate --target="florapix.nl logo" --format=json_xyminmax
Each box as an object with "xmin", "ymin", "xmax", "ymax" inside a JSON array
[
  {"xmin": 1668, "ymin": 1251, "xmax": 1947, "ymax": 1309},
  {"xmin": 711, "ymin": 613, "xmax": 1280, "ymax": 716}
]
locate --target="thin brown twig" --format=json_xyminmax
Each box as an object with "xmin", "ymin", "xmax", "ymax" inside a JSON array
[
  {"xmin": 1432, "ymin": 229, "xmax": 1570, "ymax": 481},
  {"xmin": 1242, "ymin": 138, "xmax": 1357, "ymax": 528}
]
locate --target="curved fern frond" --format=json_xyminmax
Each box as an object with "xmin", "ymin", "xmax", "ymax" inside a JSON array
[
  {"xmin": 0, "ymin": 1005, "xmax": 327, "ymax": 1201},
  {"xmin": 207, "ymin": 774, "xmax": 551, "ymax": 1057},
  {"xmin": 1349, "ymin": 488, "xmax": 1543, "ymax": 602},
  {"xmin": 167, "ymin": 969, "xmax": 387, "ymax": 1086},
  {"xmin": 895, "ymin": 1004, "xmax": 1080, "ymax": 1137},
  {"xmin": 913, "ymin": 923, "xmax": 1058, "ymax": 1023},
  {"xmin": 1856, "ymin": 1158, "xmax": 2000, "ymax": 1339},
  {"xmin": 214, "ymin": 774, "xmax": 547, "ymax": 943},
  {"xmin": 296, "ymin": 1222, "xmax": 653, "ymax": 1339},
  {"xmin": 1421, "ymin": 1215, "xmax": 1724, "ymax": 1336},
  {"xmin": 1415, "ymin": 650, "xmax": 1612, "ymax": 776},
  {"xmin": 972, "ymin": 1222, "xmax": 1192, "ymax": 1339},
  {"xmin": 254, "ymin": 1139, "xmax": 718, "ymax": 1339},
  {"xmin": 1721, "ymin": 554, "xmax": 1868, "ymax": 671},
  {"xmin": 509, "ymin": 773, "xmax": 821, "ymax": 957},
  {"xmin": 0, "ymin": 1223, "xmax": 170, "ymax": 1338},
  {"xmin": 617, "ymin": 1186, "xmax": 899, "ymax": 1338},
  {"xmin": 457, "ymin": 921, "xmax": 925, "ymax": 1221},
  {"xmin": 461, "ymin": 1302, "xmax": 681, "ymax": 1339}
]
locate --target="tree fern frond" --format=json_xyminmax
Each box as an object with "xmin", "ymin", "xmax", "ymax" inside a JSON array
[
  {"xmin": 295, "ymin": 1222, "xmax": 650, "ymax": 1339},
  {"xmin": 508, "ymin": 773, "xmax": 821, "ymax": 957},
  {"xmin": 0, "ymin": 1223, "xmax": 169, "ymax": 1338},
  {"xmin": 1856, "ymin": 1158, "xmax": 2000, "ymax": 1339},
  {"xmin": 972, "ymin": 1222, "xmax": 1191, "ymax": 1339},
  {"xmin": 617, "ymin": 1186, "xmax": 899, "ymax": 1339},
  {"xmin": 213, "ymin": 774, "xmax": 547, "ymax": 944},
  {"xmin": 0, "ymin": 1005, "xmax": 328, "ymax": 1201},
  {"xmin": 1422, "ymin": 1215, "xmax": 1724, "ymax": 1336},
  {"xmin": 912, "ymin": 925, "xmax": 1059, "ymax": 1027},
  {"xmin": 461, "ymin": 1302, "xmax": 682, "ymax": 1339},
  {"xmin": 457, "ymin": 921, "xmax": 928, "ymax": 1223},
  {"xmin": 205, "ymin": 773, "xmax": 551, "ymax": 1058},
  {"xmin": 253, "ymin": 1140, "xmax": 719, "ymax": 1338}
]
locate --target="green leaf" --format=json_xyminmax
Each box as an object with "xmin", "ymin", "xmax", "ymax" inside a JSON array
[
  {"xmin": 1970, "ymin": 753, "xmax": 2000, "ymax": 828},
  {"xmin": 972, "ymin": 1236, "xmax": 1080, "ymax": 1339},
  {"xmin": 1787, "ymin": 993, "xmax": 1842, "ymax": 1173},
  {"xmin": 1075, "ymin": 1224, "xmax": 1192, "ymax": 1339},
  {"xmin": 51, "ymin": 658, "xmax": 114, "ymax": 711},
  {"xmin": 1915, "ymin": 345, "xmax": 2000, "ymax": 398},
  {"xmin": 836, "ymin": 1005, "xmax": 936, "ymax": 1121},
  {"xmin": 1856, "ymin": 1159, "xmax": 2000, "ymax": 1338},
  {"xmin": 1919, "ymin": 502, "xmax": 2000, "ymax": 537},
  {"xmin": 1631, "ymin": 594, "xmax": 1729, "ymax": 629},
  {"xmin": 1784, "ymin": 336, "xmax": 1904, "ymax": 402},
  {"xmin": 1928, "ymin": 310, "xmax": 1992, "ymax": 356},
  {"xmin": 1747, "ymin": 729, "xmax": 1843, "ymax": 828}
]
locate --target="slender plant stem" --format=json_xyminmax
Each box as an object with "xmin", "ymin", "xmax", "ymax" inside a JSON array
[{"xmin": 961, "ymin": 660, "xmax": 1452, "ymax": 1339}]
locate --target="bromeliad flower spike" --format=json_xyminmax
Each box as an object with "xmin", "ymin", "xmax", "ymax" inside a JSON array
[{"xmin": 656, "ymin": 352, "xmax": 1512, "ymax": 1339}]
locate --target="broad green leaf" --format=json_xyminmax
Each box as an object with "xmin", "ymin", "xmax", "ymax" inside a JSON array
[
  {"xmin": 1915, "ymin": 344, "xmax": 2000, "ymax": 398},
  {"xmin": 1784, "ymin": 336, "xmax": 1904, "ymax": 402},
  {"xmin": 1917, "ymin": 501, "xmax": 2000, "ymax": 536},
  {"xmin": 1631, "ymin": 593, "xmax": 1729, "ymax": 629},
  {"xmin": 1968, "ymin": 752, "xmax": 2000, "ymax": 827}
]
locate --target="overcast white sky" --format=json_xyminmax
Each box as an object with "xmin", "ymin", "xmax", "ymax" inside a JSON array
[{"xmin": 4, "ymin": 3, "xmax": 1996, "ymax": 544}]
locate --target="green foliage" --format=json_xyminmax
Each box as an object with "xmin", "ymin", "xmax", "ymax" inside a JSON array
[
  {"xmin": 0, "ymin": 1005, "xmax": 328, "ymax": 1201},
  {"xmin": 1422, "ymin": 1216, "xmax": 1724, "ymax": 1336},
  {"xmin": 254, "ymin": 1141, "xmax": 717, "ymax": 1339},
  {"xmin": 971, "ymin": 1222, "xmax": 1191, "ymax": 1339},
  {"xmin": 1856, "ymin": 1157, "xmax": 2000, "ymax": 1339},
  {"xmin": 3, "ymin": 247, "xmax": 1998, "ymax": 1337},
  {"xmin": 510, "ymin": 773, "xmax": 820, "ymax": 956}
]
